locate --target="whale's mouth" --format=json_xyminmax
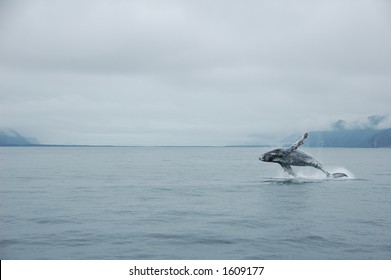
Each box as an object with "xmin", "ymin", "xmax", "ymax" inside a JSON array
[{"xmin": 260, "ymin": 154, "xmax": 269, "ymax": 162}]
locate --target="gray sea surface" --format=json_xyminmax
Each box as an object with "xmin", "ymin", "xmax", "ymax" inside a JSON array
[{"xmin": 1, "ymin": 147, "xmax": 390, "ymax": 259}]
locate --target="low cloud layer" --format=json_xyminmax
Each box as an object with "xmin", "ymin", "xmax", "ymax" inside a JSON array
[
  {"xmin": 332, "ymin": 115, "xmax": 390, "ymax": 131},
  {"xmin": 1, "ymin": 0, "xmax": 391, "ymax": 145}
]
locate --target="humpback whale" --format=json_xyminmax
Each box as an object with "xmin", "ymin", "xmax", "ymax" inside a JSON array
[{"xmin": 259, "ymin": 133, "xmax": 348, "ymax": 178}]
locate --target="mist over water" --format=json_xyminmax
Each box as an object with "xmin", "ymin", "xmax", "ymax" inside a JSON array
[{"xmin": 0, "ymin": 147, "xmax": 390, "ymax": 259}]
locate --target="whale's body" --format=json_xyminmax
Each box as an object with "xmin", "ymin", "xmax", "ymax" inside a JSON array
[{"xmin": 259, "ymin": 133, "xmax": 347, "ymax": 178}]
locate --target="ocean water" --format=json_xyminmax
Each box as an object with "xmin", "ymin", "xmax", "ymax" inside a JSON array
[{"xmin": 0, "ymin": 147, "xmax": 390, "ymax": 260}]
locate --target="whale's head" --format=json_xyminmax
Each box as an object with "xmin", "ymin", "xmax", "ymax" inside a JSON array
[{"xmin": 259, "ymin": 149, "xmax": 284, "ymax": 163}]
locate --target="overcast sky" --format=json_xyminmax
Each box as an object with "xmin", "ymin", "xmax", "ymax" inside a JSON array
[{"xmin": 1, "ymin": 0, "xmax": 391, "ymax": 145}]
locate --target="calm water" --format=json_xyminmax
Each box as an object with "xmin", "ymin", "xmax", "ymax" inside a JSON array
[{"xmin": 1, "ymin": 147, "xmax": 390, "ymax": 260}]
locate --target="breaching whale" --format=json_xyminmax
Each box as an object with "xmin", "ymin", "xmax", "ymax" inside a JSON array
[{"xmin": 259, "ymin": 133, "xmax": 348, "ymax": 178}]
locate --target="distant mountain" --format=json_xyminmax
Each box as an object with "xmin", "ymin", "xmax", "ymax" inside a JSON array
[
  {"xmin": 0, "ymin": 129, "xmax": 39, "ymax": 146},
  {"xmin": 301, "ymin": 128, "xmax": 391, "ymax": 148},
  {"xmin": 370, "ymin": 128, "xmax": 391, "ymax": 148}
]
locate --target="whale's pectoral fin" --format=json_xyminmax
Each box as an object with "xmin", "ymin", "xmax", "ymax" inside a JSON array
[
  {"xmin": 279, "ymin": 163, "xmax": 296, "ymax": 177},
  {"xmin": 287, "ymin": 132, "xmax": 308, "ymax": 153}
]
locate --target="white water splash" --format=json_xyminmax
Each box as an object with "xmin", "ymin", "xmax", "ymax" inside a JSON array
[{"xmin": 275, "ymin": 166, "xmax": 355, "ymax": 180}]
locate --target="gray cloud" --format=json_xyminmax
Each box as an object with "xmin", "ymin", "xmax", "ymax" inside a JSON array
[
  {"xmin": 1, "ymin": 0, "xmax": 391, "ymax": 145},
  {"xmin": 331, "ymin": 115, "xmax": 389, "ymax": 131}
]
